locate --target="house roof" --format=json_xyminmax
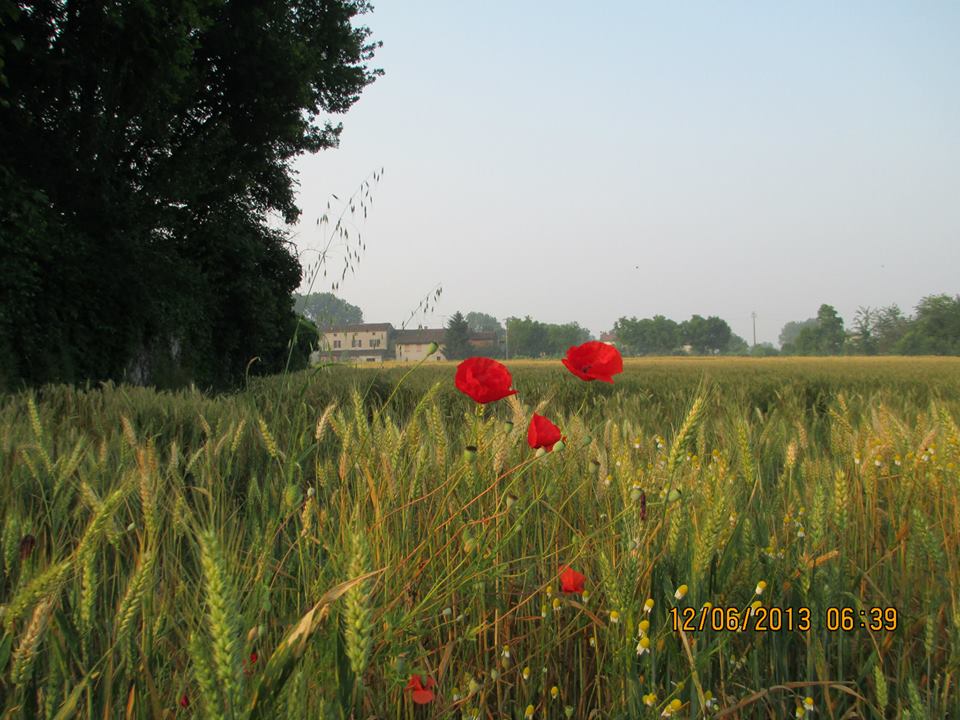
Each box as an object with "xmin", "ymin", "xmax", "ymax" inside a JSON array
[
  {"xmin": 324, "ymin": 323, "xmax": 394, "ymax": 333},
  {"xmin": 394, "ymin": 329, "xmax": 446, "ymax": 345},
  {"xmin": 469, "ymin": 331, "xmax": 498, "ymax": 342}
]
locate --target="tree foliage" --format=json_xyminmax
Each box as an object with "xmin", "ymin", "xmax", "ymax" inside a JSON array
[
  {"xmin": 0, "ymin": 0, "xmax": 381, "ymax": 391},
  {"xmin": 788, "ymin": 304, "xmax": 846, "ymax": 355},
  {"xmin": 465, "ymin": 311, "xmax": 503, "ymax": 334},
  {"xmin": 779, "ymin": 318, "xmax": 819, "ymax": 349},
  {"xmin": 612, "ymin": 314, "xmax": 735, "ymax": 356},
  {"xmin": 444, "ymin": 311, "xmax": 472, "ymax": 360},
  {"xmin": 504, "ymin": 316, "xmax": 591, "ymax": 358},
  {"xmin": 679, "ymin": 315, "xmax": 733, "ymax": 354},
  {"xmin": 612, "ymin": 315, "xmax": 680, "ymax": 355},
  {"xmin": 778, "ymin": 298, "xmax": 960, "ymax": 357},
  {"xmin": 895, "ymin": 295, "xmax": 960, "ymax": 355},
  {"xmin": 294, "ymin": 292, "xmax": 363, "ymax": 327}
]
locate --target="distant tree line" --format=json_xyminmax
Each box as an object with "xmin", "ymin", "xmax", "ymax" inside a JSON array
[
  {"xmin": 779, "ymin": 295, "xmax": 960, "ymax": 356},
  {"xmin": 612, "ymin": 314, "xmax": 747, "ymax": 356},
  {"xmin": 503, "ymin": 316, "xmax": 592, "ymax": 358},
  {"xmin": 301, "ymin": 293, "xmax": 960, "ymax": 363}
]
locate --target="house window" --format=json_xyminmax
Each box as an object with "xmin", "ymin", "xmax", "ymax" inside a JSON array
[
  {"xmin": 352, "ymin": 337, "xmax": 361, "ymax": 348},
  {"xmin": 333, "ymin": 340, "xmax": 341, "ymax": 349},
  {"xmin": 369, "ymin": 338, "xmax": 380, "ymax": 348}
]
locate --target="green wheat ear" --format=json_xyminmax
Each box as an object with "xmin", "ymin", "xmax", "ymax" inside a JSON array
[
  {"xmin": 189, "ymin": 630, "xmax": 225, "ymax": 720},
  {"xmin": 198, "ymin": 530, "xmax": 242, "ymax": 712},
  {"xmin": 343, "ymin": 529, "xmax": 374, "ymax": 683},
  {"xmin": 667, "ymin": 393, "xmax": 706, "ymax": 476},
  {"xmin": 11, "ymin": 595, "xmax": 56, "ymax": 688}
]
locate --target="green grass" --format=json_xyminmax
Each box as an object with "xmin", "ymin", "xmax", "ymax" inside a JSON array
[{"xmin": 1, "ymin": 357, "xmax": 960, "ymax": 718}]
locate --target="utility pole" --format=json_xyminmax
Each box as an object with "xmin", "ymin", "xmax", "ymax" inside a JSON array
[{"xmin": 751, "ymin": 312, "xmax": 757, "ymax": 347}]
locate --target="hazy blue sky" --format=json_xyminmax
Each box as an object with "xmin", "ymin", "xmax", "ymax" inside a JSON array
[{"xmin": 290, "ymin": 1, "xmax": 960, "ymax": 345}]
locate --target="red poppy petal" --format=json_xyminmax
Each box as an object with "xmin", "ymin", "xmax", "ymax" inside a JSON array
[
  {"xmin": 411, "ymin": 688, "xmax": 435, "ymax": 704},
  {"xmin": 562, "ymin": 342, "xmax": 623, "ymax": 383},
  {"xmin": 456, "ymin": 358, "xmax": 517, "ymax": 403},
  {"xmin": 559, "ymin": 565, "xmax": 586, "ymax": 593}
]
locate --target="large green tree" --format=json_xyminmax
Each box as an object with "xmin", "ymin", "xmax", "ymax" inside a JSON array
[
  {"xmin": 613, "ymin": 315, "xmax": 681, "ymax": 355},
  {"xmin": 779, "ymin": 318, "xmax": 818, "ymax": 350},
  {"xmin": 680, "ymin": 315, "xmax": 732, "ymax": 354},
  {"xmin": 505, "ymin": 316, "xmax": 550, "ymax": 358},
  {"xmin": 896, "ymin": 295, "xmax": 960, "ymax": 355},
  {"xmin": 465, "ymin": 311, "xmax": 504, "ymax": 334},
  {"xmin": 790, "ymin": 304, "xmax": 846, "ymax": 355},
  {"xmin": 0, "ymin": 0, "xmax": 381, "ymax": 390},
  {"xmin": 547, "ymin": 322, "xmax": 592, "ymax": 353},
  {"xmin": 294, "ymin": 292, "xmax": 363, "ymax": 327}
]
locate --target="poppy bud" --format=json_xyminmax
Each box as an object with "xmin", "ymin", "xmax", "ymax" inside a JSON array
[
  {"xmin": 504, "ymin": 420, "xmax": 514, "ymax": 432},
  {"xmin": 667, "ymin": 489, "xmax": 682, "ymax": 502},
  {"xmin": 553, "ymin": 440, "xmax": 565, "ymax": 452},
  {"xmin": 19, "ymin": 534, "xmax": 36, "ymax": 561},
  {"xmin": 463, "ymin": 445, "xmax": 477, "ymax": 462},
  {"xmin": 427, "ymin": 341, "xmax": 439, "ymax": 356}
]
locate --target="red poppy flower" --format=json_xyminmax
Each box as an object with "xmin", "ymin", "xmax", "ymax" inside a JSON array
[
  {"xmin": 455, "ymin": 357, "xmax": 518, "ymax": 404},
  {"xmin": 527, "ymin": 413, "xmax": 564, "ymax": 452},
  {"xmin": 562, "ymin": 341, "xmax": 623, "ymax": 383},
  {"xmin": 559, "ymin": 566, "xmax": 586, "ymax": 594},
  {"xmin": 405, "ymin": 674, "xmax": 437, "ymax": 705},
  {"xmin": 244, "ymin": 650, "xmax": 259, "ymax": 676},
  {"xmin": 179, "ymin": 693, "xmax": 190, "ymax": 709}
]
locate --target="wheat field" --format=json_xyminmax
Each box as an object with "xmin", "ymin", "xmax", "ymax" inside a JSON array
[{"xmin": 1, "ymin": 357, "xmax": 959, "ymax": 719}]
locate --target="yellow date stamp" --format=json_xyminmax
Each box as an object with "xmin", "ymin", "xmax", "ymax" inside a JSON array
[{"xmin": 669, "ymin": 606, "xmax": 899, "ymax": 633}]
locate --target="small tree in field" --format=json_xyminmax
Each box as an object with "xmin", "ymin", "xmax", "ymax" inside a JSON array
[{"xmin": 445, "ymin": 312, "xmax": 471, "ymax": 359}]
